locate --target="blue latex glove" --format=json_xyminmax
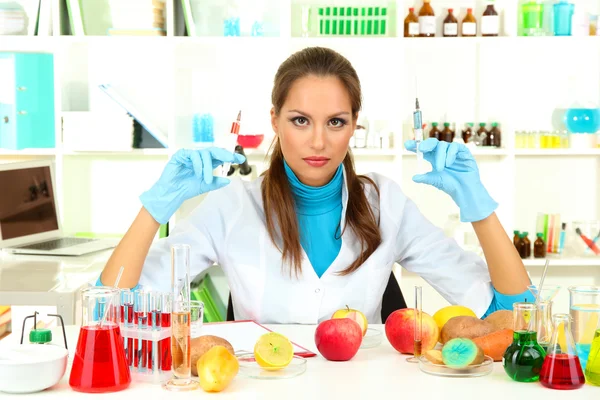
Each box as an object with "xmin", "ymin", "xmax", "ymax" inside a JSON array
[
  {"xmin": 404, "ymin": 138, "xmax": 498, "ymax": 223},
  {"xmin": 140, "ymin": 147, "xmax": 245, "ymax": 224}
]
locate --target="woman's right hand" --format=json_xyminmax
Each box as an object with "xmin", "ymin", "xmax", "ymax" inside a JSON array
[{"xmin": 140, "ymin": 147, "xmax": 245, "ymax": 224}]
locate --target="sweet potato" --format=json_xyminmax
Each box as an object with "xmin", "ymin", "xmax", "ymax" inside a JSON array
[
  {"xmin": 440, "ymin": 316, "xmax": 495, "ymax": 344},
  {"xmin": 472, "ymin": 329, "xmax": 514, "ymax": 362},
  {"xmin": 484, "ymin": 310, "xmax": 513, "ymax": 332},
  {"xmin": 190, "ymin": 335, "xmax": 235, "ymax": 376}
]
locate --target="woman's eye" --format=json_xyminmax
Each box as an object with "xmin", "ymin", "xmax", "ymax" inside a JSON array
[
  {"xmin": 292, "ymin": 117, "xmax": 308, "ymax": 126},
  {"xmin": 329, "ymin": 118, "xmax": 346, "ymax": 127}
]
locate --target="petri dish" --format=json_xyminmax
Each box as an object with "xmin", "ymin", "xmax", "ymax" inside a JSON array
[
  {"xmin": 236, "ymin": 353, "xmax": 307, "ymax": 380},
  {"xmin": 418, "ymin": 355, "xmax": 494, "ymax": 378},
  {"xmin": 360, "ymin": 328, "xmax": 383, "ymax": 349}
]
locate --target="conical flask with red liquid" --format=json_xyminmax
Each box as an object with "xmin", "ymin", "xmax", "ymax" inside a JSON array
[
  {"xmin": 69, "ymin": 287, "xmax": 131, "ymax": 393},
  {"xmin": 539, "ymin": 313, "xmax": 585, "ymax": 390}
]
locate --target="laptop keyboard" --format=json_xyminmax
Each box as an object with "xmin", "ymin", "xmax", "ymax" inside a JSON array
[{"xmin": 16, "ymin": 237, "xmax": 97, "ymax": 251}]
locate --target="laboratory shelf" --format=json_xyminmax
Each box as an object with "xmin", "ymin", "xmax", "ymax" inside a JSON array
[
  {"xmin": 0, "ymin": 149, "xmax": 56, "ymax": 156},
  {"xmin": 402, "ymin": 148, "xmax": 508, "ymax": 157},
  {"xmin": 523, "ymin": 258, "xmax": 600, "ymax": 267},
  {"xmin": 244, "ymin": 148, "xmax": 398, "ymax": 158},
  {"xmin": 62, "ymin": 149, "xmax": 171, "ymax": 156},
  {"xmin": 515, "ymin": 149, "xmax": 600, "ymax": 157}
]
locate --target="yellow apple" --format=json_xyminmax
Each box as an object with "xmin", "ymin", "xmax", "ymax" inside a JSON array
[{"xmin": 332, "ymin": 305, "xmax": 368, "ymax": 336}]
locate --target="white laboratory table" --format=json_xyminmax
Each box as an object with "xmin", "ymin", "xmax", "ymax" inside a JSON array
[
  {"xmin": 0, "ymin": 249, "xmax": 112, "ymax": 325},
  {"xmin": 1, "ymin": 324, "xmax": 598, "ymax": 399}
]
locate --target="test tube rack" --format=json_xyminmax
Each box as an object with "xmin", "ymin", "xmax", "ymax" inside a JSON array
[
  {"xmin": 316, "ymin": 5, "xmax": 389, "ymax": 36},
  {"xmin": 119, "ymin": 289, "xmax": 173, "ymax": 384}
]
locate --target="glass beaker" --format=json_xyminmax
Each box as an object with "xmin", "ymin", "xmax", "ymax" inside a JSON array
[
  {"xmin": 69, "ymin": 287, "xmax": 131, "ymax": 393},
  {"xmin": 503, "ymin": 302, "xmax": 547, "ymax": 382},
  {"xmin": 190, "ymin": 300, "xmax": 204, "ymax": 339},
  {"xmin": 539, "ymin": 314, "xmax": 585, "ymax": 390},
  {"xmin": 528, "ymin": 285, "xmax": 561, "ymax": 350},
  {"xmin": 163, "ymin": 244, "xmax": 198, "ymax": 391},
  {"xmin": 568, "ymin": 286, "xmax": 600, "ymax": 371}
]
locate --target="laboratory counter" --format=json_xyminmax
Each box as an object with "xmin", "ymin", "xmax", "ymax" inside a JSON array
[{"xmin": 1, "ymin": 324, "xmax": 597, "ymax": 399}]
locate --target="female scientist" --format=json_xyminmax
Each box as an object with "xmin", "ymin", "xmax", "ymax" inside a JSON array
[{"xmin": 99, "ymin": 47, "xmax": 533, "ymax": 324}]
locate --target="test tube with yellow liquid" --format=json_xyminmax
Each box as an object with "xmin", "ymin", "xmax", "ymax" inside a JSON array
[{"xmin": 163, "ymin": 244, "xmax": 198, "ymax": 392}]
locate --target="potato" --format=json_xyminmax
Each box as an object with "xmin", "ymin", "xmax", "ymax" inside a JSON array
[
  {"xmin": 440, "ymin": 316, "xmax": 494, "ymax": 344},
  {"xmin": 484, "ymin": 310, "xmax": 513, "ymax": 332},
  {"xmin": 190, "ymin": 335, "xmax": 235, "ymax": 376}
]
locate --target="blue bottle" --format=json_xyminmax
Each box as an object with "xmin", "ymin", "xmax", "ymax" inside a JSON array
[
  {"xmin": 553, "ymin": 1, "xmax": 574, "ymax": 36},
  {"xmin": 192, "ymin": 113, "xmax": 214, "ymax": 145}
]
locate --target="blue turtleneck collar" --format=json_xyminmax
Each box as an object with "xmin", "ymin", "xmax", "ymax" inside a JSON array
[{"xmin": 283, "ymin": 160, "xmax": 343, "ymax": 216}]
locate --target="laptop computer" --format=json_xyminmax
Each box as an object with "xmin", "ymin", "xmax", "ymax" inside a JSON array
[{"xmin": 0, "ymin": 160, "xmax": 119, "ymax": 256}]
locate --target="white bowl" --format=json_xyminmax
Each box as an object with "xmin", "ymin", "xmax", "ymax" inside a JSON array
[{"xmin": 0, "ymin": 344, "xmax": 68, "ymax": 394}]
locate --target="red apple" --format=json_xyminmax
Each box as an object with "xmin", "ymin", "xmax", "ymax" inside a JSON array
[
  {"xmin": 314, "ymin": 318, "xmax": 362, "ymax": 361},
  {"xmin": 385, "ymin": 308, "xmax": 439, "ymax": 354}
]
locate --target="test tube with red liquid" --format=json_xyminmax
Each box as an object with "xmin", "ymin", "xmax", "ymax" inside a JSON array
[
  {"xmin": 134, "ymin": 290, "xmax": 149, "ymax": 371},
  {"xmin": 148, "ymin": 292, "xmax": 162, "ymax": 371},
  {"xmin": 161, "ymin": 293, "xmax": 172, "ymax": 372},
  {"xmin": 120, "ymin": 290, "xmax": 134, "ymax": 366}
]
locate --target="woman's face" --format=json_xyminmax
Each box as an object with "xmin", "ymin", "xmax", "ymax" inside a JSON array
[{"xmin": 271, "ymin": 75, "xmax": 356, "ymax": 187}]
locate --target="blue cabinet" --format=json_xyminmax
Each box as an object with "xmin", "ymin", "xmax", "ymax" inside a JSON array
[{"xmin": 0, "ymin": 52, "xmax": 55, "ymax": 150}]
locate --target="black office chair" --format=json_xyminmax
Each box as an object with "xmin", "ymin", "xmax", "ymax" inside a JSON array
[{"xmin": 226, "ymin": 272, "xmax": 406, "ymax": 323}]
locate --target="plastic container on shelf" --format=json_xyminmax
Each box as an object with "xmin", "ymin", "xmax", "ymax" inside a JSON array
[
  {"xmin": 316, "ymin": 4, "xmax": 389, "ymax": 36},
  {"xmin": 553, "ymin": 1, "xmax": 574, "ymax": 36}
]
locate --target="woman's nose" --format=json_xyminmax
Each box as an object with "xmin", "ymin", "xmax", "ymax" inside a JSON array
[{"xmin": 309, "ymin": 126, "xmax": 325, "ymax": 150}]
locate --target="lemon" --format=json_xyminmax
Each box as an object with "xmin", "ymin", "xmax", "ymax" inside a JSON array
[
  {"xmin": 433, "ymin": 305, "xmax": 477, "ymax": 330},
  {"xmin": 254, "ymin": 332, "xmax": 294, "ymax": 370}
]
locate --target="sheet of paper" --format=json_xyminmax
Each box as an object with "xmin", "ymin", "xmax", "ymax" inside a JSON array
[{"xmin": 199, "ymin": 321, "xmax": 315, "ymax": 357}]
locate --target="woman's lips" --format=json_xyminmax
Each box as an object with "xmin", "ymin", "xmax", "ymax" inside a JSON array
[{"xmin": 303, "ymin": 157, "xmax": 330, "ymax": 167}]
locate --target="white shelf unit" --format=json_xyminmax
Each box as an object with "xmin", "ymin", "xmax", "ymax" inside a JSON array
[{"xmin": 1, "ymin": 0, "xmax": 599, "ymax": 314}]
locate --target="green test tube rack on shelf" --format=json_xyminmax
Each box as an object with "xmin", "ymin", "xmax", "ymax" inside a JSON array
[{"xmin": 316, "ymin": 5, "xmax": 388, "ymax": 36}]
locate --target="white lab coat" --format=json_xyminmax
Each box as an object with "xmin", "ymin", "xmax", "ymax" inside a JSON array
[{"xmin": 139, "ymin": 166, "xmax": 494, "ymax": 324}]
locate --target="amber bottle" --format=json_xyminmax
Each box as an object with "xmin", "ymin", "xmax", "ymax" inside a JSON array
[
  {"xmin": 481, "ymin": 1, "xmax": 499, "ymax": 37},
  {"xmin": 476, "ymin": 123, "xmax": 488, "ymax": 145},
  {"xmin": 443, "ymin": 9, "xmax": 458, "ymax": 37},
  {"xmin": 462, "ymin": 8, "xmax": 477, "ymax": 37},
  {"xmin": 513, "ymin": 230, "xmax": 520, "ymax": 247},
  {"xmin": 523, "ymin": 232, "xmax": 532, "ymax": 258},
  {"xmin": 429, "ymin": 122, "xmax": 441, "ymax": 140},
  {"xmin": 462, "ymin": 122, "xmax": 474, "ymax": 143},
  {"xmin": 441, "ymin": 122, "xmax": 454, "ymax": 142},
  {"xmin": 516, "ymin": 234, "xmax": 528, "ymax": 259},
  {"xmin": 404, "ymin": 8, "xmax": 419, "ymax": 37},
  {"xmin": 534, "ymin": 233, "xmax": 546, "ymax": 258},
  {"xmin": 418, "ymin": 0, "xmax": 435, "ymax": 37},
  {"xmin": 489, "ymin": 122, "xmax": 501, "ymax": 147}
]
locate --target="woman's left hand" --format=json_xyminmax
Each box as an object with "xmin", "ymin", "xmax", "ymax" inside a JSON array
[{"xmin": 404, "ymin": 138, "xmax": 498, "ymax": 223}]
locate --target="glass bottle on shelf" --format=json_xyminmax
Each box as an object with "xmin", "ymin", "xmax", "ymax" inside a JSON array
[
  {"xmin": 534, "ymin": 233, "xmax": 546, "ymax": 258},
  {"xmin": 553, "ymin": 1, "xmax": 574, "ymax": 36},
  {"xmin": 441, "ymin": 123, "xmax": 454, "ymax": 142},
  {"xmin": 418, "ymin": 0, "xmax": 436, "ymax": 37},
  {"xmin": 476, "ymin": 123, "xmax": 488, "ymax": 146},
  {"xmin": 443, "ymin": 9, "xmax": 458, "ymax": 37},
  {"xmin": 429, "ymin": 122, "xmax": 441, "ymax": 140},
  {"xmin": 590, "ymin": 15, "xmax": 598, "ymax": 36},
  {"xmin": 520, "ymin": 1, "xmax": 544, "ymax": 36},
  {"xmin": 481, "ymin": 1, "xmax": 499, "ymax": 36},
  {"xmin": 523, "ymin": 232, "xmax": 532, "ymax": 258},
  {"xmin": 503, "ymin": 302, "xmax": 547, "ymax": 382},
  {"xmin": 462, "ymin": 8, "xmax": 477, "ymax": 37},
  {"xmin": 539, "ymin": 314, "xmax": 586, "ymax": 390},
  {"xmin": 516, "ymin": 233, "xmax": 528, "ymax": 258},
  {"xmin": 462, "ymin": 122, "xmax": 474, "ymax": 143},
  {"xmin": 513, "ymin": 230, "xmax": 521, "ymax": 247},
  {"xmin": 404, "ymin": 8, "xmax": 419, "ymax": 37},
  {"xmin": 489, "ymin": 122, "xmax": 501, "ymax": 147}
]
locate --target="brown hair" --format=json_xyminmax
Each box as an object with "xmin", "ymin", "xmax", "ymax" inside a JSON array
[{"xmin": 261, "ymin": 47, "xmax": 382, "ymax": 278}]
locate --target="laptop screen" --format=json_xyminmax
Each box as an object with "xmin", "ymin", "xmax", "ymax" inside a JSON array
[{"xmin": 0, "ymin": 165, "xmax": 59, "ymax": 240}]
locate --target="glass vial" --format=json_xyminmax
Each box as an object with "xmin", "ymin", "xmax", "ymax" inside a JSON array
[
  {"xmin": 418, "ymin": 0, "xmax": 435, "ymax": 37},
  {"xmin": 404, "ymin": 8, "xmax": 419, "ymax": 37},
  {"xmin": 443, "ymin": 9, "xmax": 458, "ymax": 37}
]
